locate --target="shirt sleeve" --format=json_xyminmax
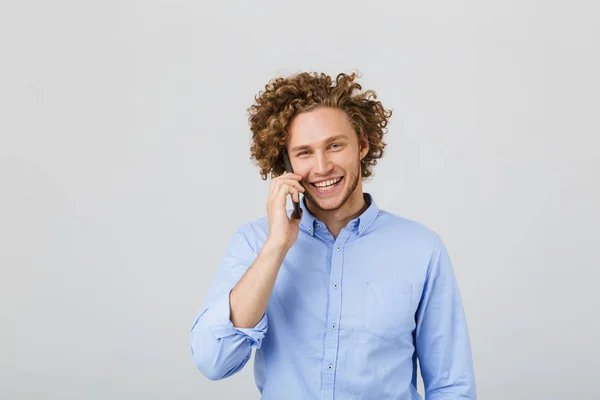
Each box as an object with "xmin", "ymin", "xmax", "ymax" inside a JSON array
[
  {"xmin": 189, "ymin": 224, "xmax": 268, "ymax": 381},
  {"xmin": 415, "ymin": 235, "xmax": 478, "ymax": 399}
]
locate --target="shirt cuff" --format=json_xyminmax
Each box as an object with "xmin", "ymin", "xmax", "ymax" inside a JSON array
[{"xmin": 206, "ymin": 291, "xmax": 268, "ymax": 349}]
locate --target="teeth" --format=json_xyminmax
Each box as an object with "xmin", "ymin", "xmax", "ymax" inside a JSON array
[
  {"xmin": 318, "ymin": 184, "xmax": 336, "ymax": 192},
  {"xmin": 314, "ymin": 177, "xmax": 341, "ymax": 187}
]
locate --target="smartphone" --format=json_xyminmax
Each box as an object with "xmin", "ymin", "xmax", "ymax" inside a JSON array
[{"xmin": 282, "ymin": 149, "xmax": 302, "ymax": 219}]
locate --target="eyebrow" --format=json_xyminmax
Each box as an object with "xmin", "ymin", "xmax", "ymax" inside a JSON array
[{"xmin": 290, "ymin": 134, "xmax": 349, "ymax": 153}]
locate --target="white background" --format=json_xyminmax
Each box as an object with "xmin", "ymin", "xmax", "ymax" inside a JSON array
[{"xmin": 1, "ymin": 1, "xmax": 599, "ymax": 399}]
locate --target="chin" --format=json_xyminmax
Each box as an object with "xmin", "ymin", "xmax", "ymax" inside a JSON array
[{"xmin": 308, "ymin": 183, "xmax": 349, "ymax": 211}]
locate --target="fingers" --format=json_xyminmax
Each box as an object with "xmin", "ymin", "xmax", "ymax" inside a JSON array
[
  {"xmin": 266, "ymin": 184, "xmax": 301, "ymax": 214},
  {"xmin": 267, "ymin": 172, "xmax": 305, "ymax": 213},
  {"xmin": 291, "ymin": 187, "xmax": 300, "ymax": 203},
  {"xmin": 278, "ymin": 183, "xmax": 300, "ymax": 204},
  {"xmin": 269, "ymin": 172, "xmax": 305, "ymax": 195},
  {"xmin": 280, "ymin": 179, "xmax": 305, "ymax": 194},
  {"xmin": 280, "ymin": 172, "xmax": 303, "ymax": 180},
  {"xmin": 273, "ymin": 172, "xmax": 303, "ymax": 184}
]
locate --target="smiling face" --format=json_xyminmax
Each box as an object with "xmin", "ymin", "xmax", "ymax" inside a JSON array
[{"xmin": 286, "ymin": 107, "xmax": 369, "ymax": 214}]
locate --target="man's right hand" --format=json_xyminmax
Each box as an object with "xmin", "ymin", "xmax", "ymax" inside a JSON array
[{"xmin": 265, "ymin": 172, "xmax": 306, "ymax": 250}]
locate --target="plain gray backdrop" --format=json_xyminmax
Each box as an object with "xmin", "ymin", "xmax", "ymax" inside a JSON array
[{"xmin": 1, "ymin": 1, "xmax": 599, "ymax": 399}]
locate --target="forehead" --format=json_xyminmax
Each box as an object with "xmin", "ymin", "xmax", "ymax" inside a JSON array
[{"xmin": 287, "ymin": 107, "xmax": 356, "ymax": 146}]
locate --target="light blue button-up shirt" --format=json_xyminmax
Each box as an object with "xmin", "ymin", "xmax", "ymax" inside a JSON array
[{"xmin": 190, "ymin": 193, "xmax": 477, "ymax": 399}]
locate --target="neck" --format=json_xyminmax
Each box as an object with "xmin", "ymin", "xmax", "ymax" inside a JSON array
[{"xmin": 306, "ymin": 188, "xmax": 368, "ymax": 239}]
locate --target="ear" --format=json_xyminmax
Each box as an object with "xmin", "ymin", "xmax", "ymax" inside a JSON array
[{"xmin": 359, "ymin": 134, "xmax": 369, "ymax": 160}]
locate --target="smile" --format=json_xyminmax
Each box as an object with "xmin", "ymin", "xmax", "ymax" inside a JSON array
[{"xmin": 310, "ymin": 177, "xmax": 343, "ymax": 193}]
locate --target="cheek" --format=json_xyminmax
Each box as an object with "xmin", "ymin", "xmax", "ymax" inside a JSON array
[
  {"xmin": 295, "ymin": 167, "xmax": 311, "ymax": 182},
  {"xmin": 340, "ymin": 156, "xmax": 361, "ymax": 171}
]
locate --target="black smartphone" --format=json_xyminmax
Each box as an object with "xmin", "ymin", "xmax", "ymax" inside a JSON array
[{"xmin": 282, "ymin": 149, "xmax": 302, "ymax": 219}]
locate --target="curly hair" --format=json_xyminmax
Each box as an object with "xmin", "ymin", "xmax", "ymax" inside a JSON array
[{"xmin": 247, "ymin": 71, "xmax": 393, "ymax": 180}]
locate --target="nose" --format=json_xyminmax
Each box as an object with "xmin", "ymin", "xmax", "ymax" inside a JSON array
[{"xmin": 313, "ymin": 151, "xmax": 334, "ymax": 175}]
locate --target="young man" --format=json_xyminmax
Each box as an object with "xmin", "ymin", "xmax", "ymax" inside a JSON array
[{"xmin": 190, "ymin": 72, "xmax": 477, "ymax": 399}]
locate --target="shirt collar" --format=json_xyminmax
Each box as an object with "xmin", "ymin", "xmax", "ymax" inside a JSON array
[{"xmin": 298, "ymin": 192, "xmax": 380, "ymax": 236}]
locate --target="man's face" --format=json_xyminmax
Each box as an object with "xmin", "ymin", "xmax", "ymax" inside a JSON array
[{"xmin": 286, "ymin": 107, "xmax": 368, "ymax": 213}]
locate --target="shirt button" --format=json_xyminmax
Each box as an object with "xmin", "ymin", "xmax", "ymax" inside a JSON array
[
  {"xmin": 317, "ymin": 224, "xmax": 322, "ymax": 228},
  {"xmin": 336, "ymin": 246, "xmax": 340, "ymax": 251},
  {"xmin": 327, "ymin": 365, "xmax": 333, "ymax": 371},
  {"xmin": 308, "ymin": 227, "xmax": 312, "ymax": 232},
  {"xmin": 333, "ymin": 283, "xmax": 339, "ymax": 289},
  {"xmin": 360, "ymin": 226, "xmax": 364, "ymax": 231},
  {"xmin": 331, "ymin": 323, "xmax": 337, "ymax": 329}
]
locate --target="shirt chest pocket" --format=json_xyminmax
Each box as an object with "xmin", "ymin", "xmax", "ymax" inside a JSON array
[{"xmin": 363, "ymin": 281, "xmax": 417, "ymax": 339}]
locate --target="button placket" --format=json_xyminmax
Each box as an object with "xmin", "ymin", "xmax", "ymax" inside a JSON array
[{"xmin": 324, "ymin": 231, "xmax": 352, "ymax": 388}]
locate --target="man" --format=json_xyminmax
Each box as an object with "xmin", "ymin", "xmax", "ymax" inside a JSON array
[{"xmin": 190, "ymin": 72, "xmax": 477, "ymax": 399}]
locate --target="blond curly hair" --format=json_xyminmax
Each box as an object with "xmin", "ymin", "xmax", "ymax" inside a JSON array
[{"xmin": 247, "ymin": 71, "xmax": 392, "ymax": 180}]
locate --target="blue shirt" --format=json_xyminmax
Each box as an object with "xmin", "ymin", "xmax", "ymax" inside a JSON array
[{"xmin": 190, "ymin": 193, "xmax": 477, "ymax": 399}]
